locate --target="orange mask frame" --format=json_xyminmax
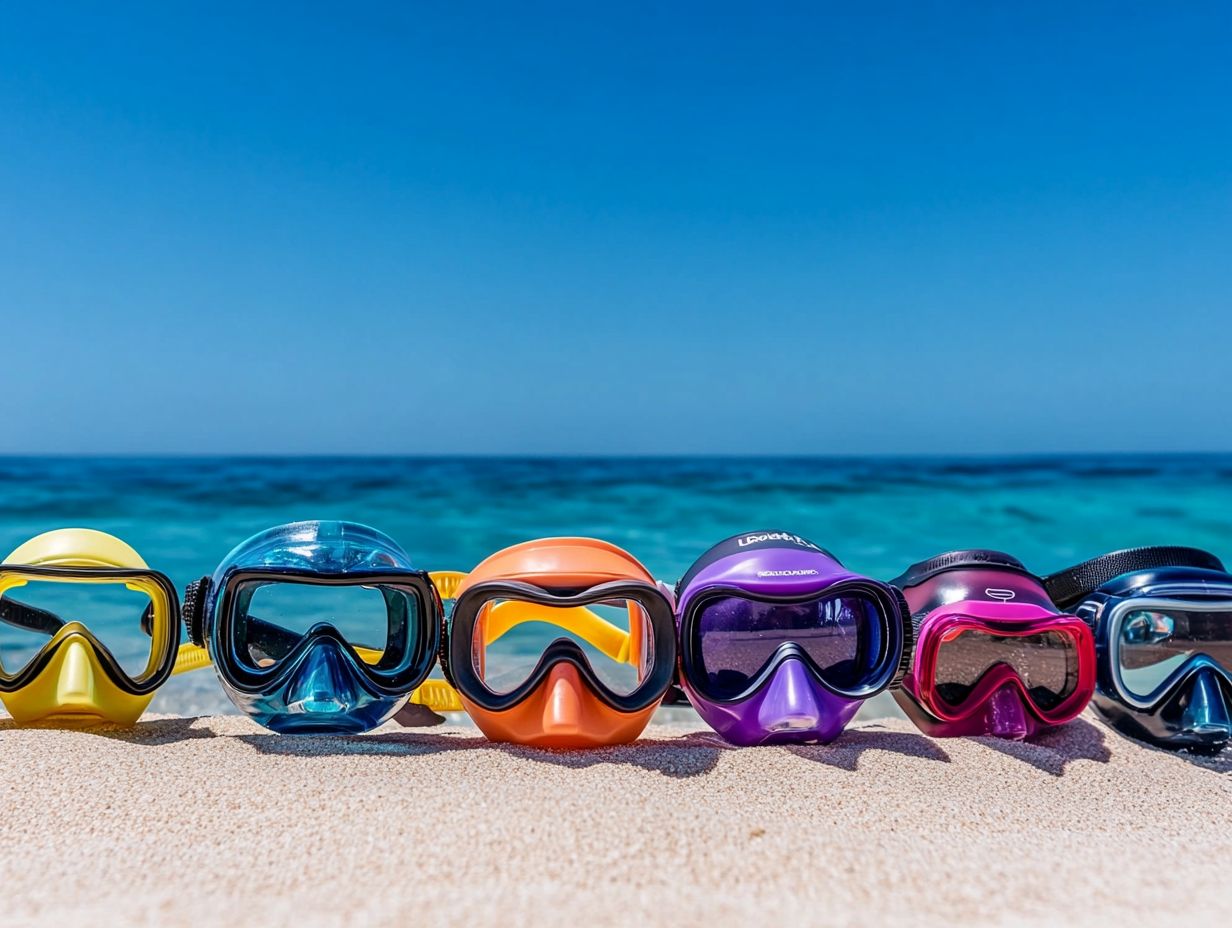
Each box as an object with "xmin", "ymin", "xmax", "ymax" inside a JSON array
[{"xmin": 443, "ymin": 537, "xmax": 677, "ymax": 748}]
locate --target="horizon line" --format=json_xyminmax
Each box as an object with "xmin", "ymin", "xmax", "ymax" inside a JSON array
[{"xmin": 1, "ymin": 450, "xmax": 1230, "ymax": 461}]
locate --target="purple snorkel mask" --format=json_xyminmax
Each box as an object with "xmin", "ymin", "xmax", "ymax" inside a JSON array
[{"xmin": 675, "ymin": 532, "xmax": 912, "ymax": 746}]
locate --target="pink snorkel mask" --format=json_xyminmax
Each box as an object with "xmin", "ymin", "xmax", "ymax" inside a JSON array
[{"xmin": 891, "ymin": 550, "xmax": 1096, "ymax": 740}]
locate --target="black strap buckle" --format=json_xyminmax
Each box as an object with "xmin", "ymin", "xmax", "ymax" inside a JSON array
[{"xmin": 182, "ymin": 575, "xmax": 212, "ymax": 647}]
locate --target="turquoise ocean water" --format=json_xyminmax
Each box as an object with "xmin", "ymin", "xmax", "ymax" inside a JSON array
[{"xmin": 1, "ymin": 454, "xmax": 1230, "ymax": 716}]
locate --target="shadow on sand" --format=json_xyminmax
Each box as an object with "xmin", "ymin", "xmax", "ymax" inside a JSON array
[
  {"xmin": 1179, "ymin": 749, "xmax": 1232, "ymax": 775},
  {"xmin": 1091, "ymin": 721, "xmax": 1232, "ymax": 775},
  {"xmin": 0, "ymin": 715, "xmax": 217, "ymax": 746},
  {"xmin": 968, "ymin": 718, "xmax": 1111, "ymax": 776},
  {"xmin": 787, "ymin": 725, "xmax": 952, "ymax": 770},
  {"xmin": 232, "ymin": 723, "xmax": 952, "ymax": 776},
  {"xmin": 232, "ymin": 728, "xmax": 724, "ymax": 779}
]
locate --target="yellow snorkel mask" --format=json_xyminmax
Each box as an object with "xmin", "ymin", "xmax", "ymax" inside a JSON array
[{"xmin": 0, "ymin": 528, "xmax": 200, "ymax": 725}]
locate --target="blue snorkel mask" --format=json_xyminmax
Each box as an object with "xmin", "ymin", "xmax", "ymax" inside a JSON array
[
  {"xmin": 182, "ymin": 521, "xmax": 442, "ymax": 734},
  {"xmin": 1045, "ymin": 546, "xmax": 1232, "ymax": 755}
]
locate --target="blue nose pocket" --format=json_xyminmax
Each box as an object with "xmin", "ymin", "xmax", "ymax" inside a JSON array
[
  {"xmin": 1180, "ymin": 669, "xmax": 1232, "ymax": 740},
  {"xmin": 252, "ymin": 638, "xmax": 399, "ymax": 735},
  {"xmin": 287, "ymin": 643, "xmax": 357, "ymax": 716}
]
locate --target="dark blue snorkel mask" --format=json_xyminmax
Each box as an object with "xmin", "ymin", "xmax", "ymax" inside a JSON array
[
  {"xmin": 1044, "ymin": 546, "xmax": 1232, "ymax": 755},
  {"xmin": 182, "ymin": 521, "xmax": 442, "ymax": 734}
]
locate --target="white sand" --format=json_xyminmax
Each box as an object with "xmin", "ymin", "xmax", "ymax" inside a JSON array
[{"xmin": 0, "ymin": 710, "xmax": 1227, "ymax": 928}]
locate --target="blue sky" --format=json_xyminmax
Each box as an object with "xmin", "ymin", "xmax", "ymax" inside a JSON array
[{"xmin": 1, "ymin": 3, "xmax": 1228, "ymax": 455}]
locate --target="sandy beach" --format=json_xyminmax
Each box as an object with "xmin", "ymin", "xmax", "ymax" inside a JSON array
[{"xmin": 0, "ymin": 708, "xmax": 1227, "ymax": 928}]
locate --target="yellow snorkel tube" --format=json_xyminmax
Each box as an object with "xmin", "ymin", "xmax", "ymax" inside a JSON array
[{"xmin": 0, "ymin": 528, "xmax": 186, "ymax": 725}]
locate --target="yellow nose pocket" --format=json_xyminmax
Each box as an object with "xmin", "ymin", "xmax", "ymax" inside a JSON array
[
  {"xmin": 2, "ymin": 631, "xmax": 155, "ymax": 725},
  {"xmin": 54, "ymin": 638, "xmax": 97, "ymax": 704}
]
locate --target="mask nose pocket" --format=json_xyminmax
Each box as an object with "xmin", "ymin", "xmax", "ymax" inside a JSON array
[
  {"xmin": 1178, "ymin": 669, "xmax": 1232, "ymax": 740},
  {"xmin": 984, "ymin": 683, "xmax": 1030, "ymax": 740},
  {"xmin": 540, "ymin": 664, "xmax": 585, "ymax": 735},
  {"xmin": 286, "ymin": 642, "xmax": 357, "ymax": 716},
  {"xmin": 54, "ymin": 637, "xmax": 98, "ymax": 706},
  {"xmin": 756, "ymin": 658, "xmax": 823, "ymax": 733}
]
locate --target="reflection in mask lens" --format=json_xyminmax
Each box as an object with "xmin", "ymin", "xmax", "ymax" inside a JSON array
[
  {"xmin": 0, "ymin": 579, "xmax": 157, "ymax": 679},
  {"xmin": 1118, "ymin": 607, "xmax": 1232, "ymax": 698},
  {"xmin": 934, "ymin": 629, "xmax": 1078, "ymax": 710},
  {"xmin": 694, "ymin": 595, "xmax": 882, "ymax": 699},
  {"xmin": 472, "ymin": 598, "xmax": 653, "ymax": 696},
  {"xmin": 234, "ymin": 581, "xmax": 419, "ymax": 672}
]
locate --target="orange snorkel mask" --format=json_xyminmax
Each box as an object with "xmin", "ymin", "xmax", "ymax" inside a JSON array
[{"xmin": 439, "ymin": 537, "xmax": 677, "ymax": 748}]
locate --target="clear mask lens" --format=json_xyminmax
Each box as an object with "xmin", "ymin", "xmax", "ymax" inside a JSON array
[
  {"xmin": 471, "ymin": 597, "xmax": 653, "ymax": 696},
  {"xmin": 0, "ymin": 577, "xmax": 159, "ymax": 679},
  {"xmin": 232, "ymin": 579, "xmax": 421, "ymax": 673},
  {"xmin": 934, "ymin": 628, "xmax": 1079, "ymax": 710},
  {"xmin": 1118, "ymin": 606, "xmax": 1232, "ymax": 698},
  {"xmin": 694, "ymin": 593, "xmax": 884, "ymax": 699}
]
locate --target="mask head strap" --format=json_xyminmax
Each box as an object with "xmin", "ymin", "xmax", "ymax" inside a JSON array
[
  {"xmin": 0, "ymin": 598, "xmax": 66, "ymax": 637},
  {"xmin": 891, "ymin": 549, "xmax": 1031, "ymax": 590},
  {"xmin": 1044, "ymin": 546, "xmax": 1226, "ymax": 611}
]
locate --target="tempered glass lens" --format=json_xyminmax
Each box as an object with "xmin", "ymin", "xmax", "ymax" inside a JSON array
[
  {"xmin": 694, "ymin": 594, "xmax": 883, "ymax": 699},
  {"xmin": 1118, "ymin": 607, "xmax": 1232, "ymax": 698},
  {"xmin": 0, "ymin": 578, "xmax": 157, "ymax": 678},
  {"xmin": 471, "ymin": 597, "xmax": 653, "ymax": 696},
  {"xmin": 234, "ymin": 581, "xmax": 419, "ymax": 671},
  {"xmin": 934, "ymin": 629, "xmax": 1078, "ymax": 710}
]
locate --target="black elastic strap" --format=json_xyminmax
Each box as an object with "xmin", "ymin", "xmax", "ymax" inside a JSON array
[
  {"xmin": 0, "ymin": 598, "xmax": 65, "ymax": 636},
  {"xmin": 7, "ymin": 599, "xmax": 166, "ymax": 642},
  {"xmin": 891, "ymin": 549, "xmax": 1030, "ymax": 590},
  {"xmin": 1044, "ymin": 546, "xmax": 1226, "ymax": 611},
  {"xmin": 238, "ymin": 614, "xmax": 384, "ymax": 664}
]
